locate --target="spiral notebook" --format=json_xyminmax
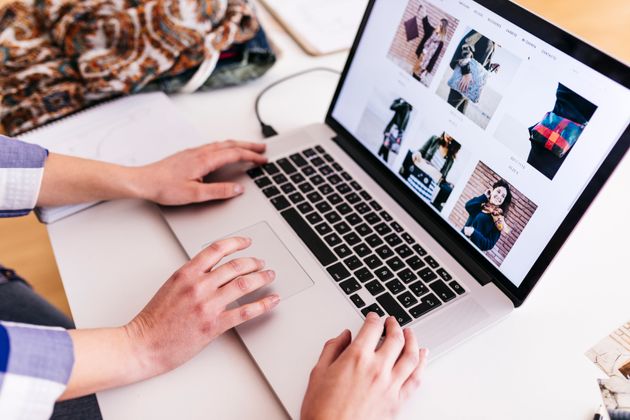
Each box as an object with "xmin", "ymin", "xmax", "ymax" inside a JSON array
[{"xmin": 19, "ymin": 92, "xmax": 206, "ymax": 223}]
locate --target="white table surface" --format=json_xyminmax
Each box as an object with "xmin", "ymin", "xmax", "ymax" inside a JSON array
[{"xmin": 47, "ymin": 4, "xmax": 630, "ymax": 419}]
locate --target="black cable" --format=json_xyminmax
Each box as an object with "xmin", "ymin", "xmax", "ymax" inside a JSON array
[{"xmin": 254, "ymin": 67, "xmax": 341, "ymax": 138}]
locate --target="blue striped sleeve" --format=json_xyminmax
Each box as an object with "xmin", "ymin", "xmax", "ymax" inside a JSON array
[{"xmin": 0, "ymin": 135, "xmax": 49, "ymax": 217}]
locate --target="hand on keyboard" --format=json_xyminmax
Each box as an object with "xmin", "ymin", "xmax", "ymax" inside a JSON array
[{"xmin": 301, "ymin": 314, "xmax": 429, "ymax": 420}]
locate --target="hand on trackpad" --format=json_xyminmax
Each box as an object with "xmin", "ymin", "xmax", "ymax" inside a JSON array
[{"xmin": 207, "ymin": 222, "xmax": 314, "ymax": 305}]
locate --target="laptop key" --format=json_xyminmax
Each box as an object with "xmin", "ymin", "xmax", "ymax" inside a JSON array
[
  {"xmin": 280, "ymin": 208, "xmax": 337, "ymax": 266},
  {"xmin": 324, "ymin": 233, "xmax": 343, "ymax": 247},
  {"xmin": 419, "ymin": 268, "xmax": 438, "ymax": 282},
  {"xmin": 311, "ymin": 157, "xmax": 325, "ymax": 167},
  {"xmin": 341, "ymin": 172, "xmax": 353, "ymax": 181},
  {"xmin": 390, "ymin": 222, "xmax": 403, "ymax": 233},
  {"xmin": 409, "ymin": 293, "xmax": 442, "ymax": 318},
  {"xmin": 364, "ymin": 254, "xmax": 382, "ymax": 269},
  {"xmin": 406, "ymin": 255, "xmax": 425, "ymax": 271},
  {"xmin": 328, "ymin": 174, "xmax": 342, "ymax": 185},
  {"xmin": 298, "ymin": 182, "xmax": 314, "ymax": 193},
  {"xmin": 306, "ymin": 212, "xmax": 323, "ymax": 225},
  {"xmin": 333, "ymin": 244, "xmax": 353, "ymax": 258},
  {"xmin": 346, "ymin": 213, "xmax": 362, "ymax": 226},
  {"xmin": 350, "ymin": 294, "xmax": 366, "ymax": 308},
  {"xmin": 322, "ymin": 153, "xmax": 334, "ymax": 162},
  {"xmin": 326, "ymin": 262, "xmax": 350, "ymax": 282},
  {"xmin": 332, "ymin": 162, "xmax": 343, "ymax": 172},
  {"xmin": 397, "ymin": 291, "xmax": 418, "ymax": 308},
  {"xmin": 319, "ymin": 165, "xmax": 333, "ymax": 176},
  {"xmin": 344, "ymin": 232, "xmax": 361, "ymax": 246},
  {"xmin": 401, "ymin": 232, "xmax": 414, "ymax": 244},
  {"xmin": 353, "ymin": 243, "xmax": 370, "ymax": 257},
  {"xmin": 384, "ymin": 233, "xmax": 402, "ymax": 247},
  {"xmin": 280, "ymin": 183, "xmax": 296, "ymax": 194},
  {"xmin": 314, "ymin": 222, "xmax": 332, "ymax": 235},
  {"xmin": 449, "ymin": 280, "xmax": 465, "ymax": 295},
  {"xmin": 334, "ymin": 221, "xmax": 351, "ymax": 235},
  {"xmin": 306, "ymin": 191, "xmax": 323, "ymax": 203},
  {"xmin": 397, "ymin": 268, "xmax": 417, "ymax": 284},
  {"xmin": 425, "ymin": 256, "xmax": 440, "ymax": 269},
  {"xmin": 361, "ymin": 303, "xmax": 385, "ymax": 317},
  {"xmin": 346, "ymin": 192, "xmax": 361, "ymax": 204},
  {"xmin": 365, "ymin": 280, "xmax": 386, "ymax": 296},
  {"xmin": 270, "ymin": 195, "xmax": 291, "ymax": 210},
  {"xmin": 409, "ymin": 281, "xmax": 429, "ymax": 297},
  {"xmin": 288, "ymin": 192, "xmax": 305, "ymax": 203},
  {"xmin": 272, "ymin": 174, "xmax": 287, "ymax": 184},
  {"xmin": 263, "ymin": 186, "xmax": 280, "ymax": 198},
  {"xmin": 318, "ymin": 184, "xmax": 334, "ymax": 195},
  {"xmin": 247, "ymin": 167, "xmax": 264, "ymax": 178},
  {"xmin": 262, "ymin": 162, "xmax": 280, "ymax": 175},
  {"xmin": 336, "ymin": 203, "xmax": 352, "ymax": 215},
  {"xmin": 375, "ymin": 266, "xmax": 394, "ymax": 282},
  {"xmin": 360, "ymin": 190, "xmax": 372, "ymax": 201},
  {"xmin": 356, "ymin": 223, "xmax": 373, "ymax": 237},
  {"xmin": 355, "ymin": 267, "xmax": 374, "ymax": 283},
  {"xmin": 385, "ymin": 279, "xmax": 405, "ymax": 295},
  {"xmin": 303, "ymin": 148, "xmax": 316, "ymax": 157},
  {"xmin": 289, "ymin": 153, "xmax": 308, "ymax": 167},
  {"xmin": 336, "ymin": 183, "xmax": 351, "ymax": 194},
  {"xmin": 315, "ymin": 145, "xmax": 326, "ymax": 154},
  {"xmin": 302, "ymin": 165, "xmax": 316, "ymax": 176},
  {"xmin": 315, "ymin": 201, "xmax": 332, "ymax": 213},
  {"xmin": 350, "ymin": 181, "xmax": 361, "ymax": 190},
  {"xmin": 374, "ymin": 222, "xmax": 391, "ymax": 236},
  {"xmin": 376, "ymin": 293, "xmax": 412, "ymax": 326},
  {"xmin": 297, "ymin": 202, "xmax": 313, "ymax": 214},
  {"xmin": 394, "ymin": 244, "xmax": 413, "ymax": 259},
  {"xmin": 325, "ymin": 211, "xmax": 341, "ymax": 224},
  {"xmin": 327, "ymin": 193, "xmax": 343, "ymax": 205},
  {"xmin": 386, "ymin": 256, "xmax": 405, "ymax": 272},
  {"xmin": 380, "ymin": 211, "xmax": 393, "ymax": 222},
  {"xmin": 375, "ymin": 245, "xmax": 394, "ymax": 259},
  {"xmin": 436, "ymin": 268, "xmax": 453, "ymax": 281},
  {"xmin": 310, "ymin": 174, "xmax": 325, "ymax": 185},
  {"xmin": 364, "ymin": 212, "xmax": 381, "ymax": 225},
  {"xmin": 277, "ymin": 158, "xmax": 297, "ymax": 174},
  {"xmin": 365, "ymin": 234, "xmax": 384, "ymax": 247},
  {"xmin": 429, "ymin": 280, "xmax": 456, "ymax": 302},
  {"xmin": 355, "ymin": 202, "xmax": 370, "ymax": 214},
  {"xmin": 290, "ymin": 173, "xmax": 305, "ymax": 184},
  {"xmin": 255, "ymin": 177, "xmax": 272, "ymax": 188},
  {"xmin": 343, "ymin": 256, "xmax": 362, "ymax": 271},
  {"xmin": 339, "ymin": 278, "xmax": 361, "ymax": 295},
  {"xmin": 412, "ymin": 244, "xmax": 428, "ymax": 256}
]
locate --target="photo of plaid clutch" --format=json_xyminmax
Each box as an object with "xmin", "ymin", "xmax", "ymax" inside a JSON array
[{"xmin": 529, "ymin": 112, "xmax": 586, "ymax": 158}]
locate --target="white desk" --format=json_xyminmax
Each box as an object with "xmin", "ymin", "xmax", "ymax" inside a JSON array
[{"xmin": 47, "ymin": 6, "xmax": 630, "ymax": 420}]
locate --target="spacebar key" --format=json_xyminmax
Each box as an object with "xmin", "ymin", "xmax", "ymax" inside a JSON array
[{"xmin": 281, "ymin": 208, "xmax": 337, "ymax": 266}]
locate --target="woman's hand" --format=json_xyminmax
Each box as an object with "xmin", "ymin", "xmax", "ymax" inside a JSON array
[
  {"xmin": 134, "ymin": 140, "xmax": 267, "ymax": 205},
  {"xmin": 458, "ymin": 73, "xmax": 473, "ymax": 92},
  {"xmin": 464, "ymin": 226, "xmax": 474, "ymax": 237},
  {"xmin": 62, "ymin": 236, "xmax": 279, "ymax": 400},
  {"xmin": 301, "ymin": 314, "xmax": 428, "ymax": 420}
]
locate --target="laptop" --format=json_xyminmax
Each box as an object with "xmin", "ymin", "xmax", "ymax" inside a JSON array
[{"xmin": 162, "ymin": 0, "xmax": 630, "ymax": 416}]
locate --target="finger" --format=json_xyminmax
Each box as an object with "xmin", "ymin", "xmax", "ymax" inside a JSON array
[
  {"xmin": 188, "ymin": 237, "xmax": 251, "ymax": 274},
  {"xmin": 377, "ymin": 317, "xmax": 406, "ymax": 369},
  {"xmin": 392, "ymin": 329, "xmax": 421, "ymax": 386},
  {"xmin": 219, "ymin": 294, "xmax": 280, "ymax": 332},
  {"xmin": 207, "ymin": 257, "xmax": 266, "ymax": 289},
  {"xmin": 205, "ymin": 148, "xmax": 268, "ymax": 172},
  {"xmin": 192, "ymin": 182, "xmax": 245, "ymax": 202},
  {"xmin": 215, "ymin": 269, "xmax": 275, "ymax": 306},
  {"xmin": 317, "ymin": 329, "xmax": 352, "ymax": 368},
  {"xmin": 351, "ymin": 312, "xmax": 385, "ymax": 353},
  {"xmin": 203, "ymin": 140, "xmax": 266, "ymax": 153},
  {"xmin": 400, "ymin": 347, "xmax": 429, "ymax": 402}
]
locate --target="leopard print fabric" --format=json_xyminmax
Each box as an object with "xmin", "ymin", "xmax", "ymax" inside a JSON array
[{"xmin": 0, "ymin": 0, "xmax": 258, "ymax": 135}]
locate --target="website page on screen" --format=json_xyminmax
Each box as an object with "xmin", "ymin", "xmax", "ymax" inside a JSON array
[{"xmin": 332, "ymin": 0, "xmax": 630, "ymax": 287}]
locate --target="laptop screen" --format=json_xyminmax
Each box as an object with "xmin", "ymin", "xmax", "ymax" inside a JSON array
[{"xmin": 330, "ymin": 0, "xmax": 630, "ymax": 289}]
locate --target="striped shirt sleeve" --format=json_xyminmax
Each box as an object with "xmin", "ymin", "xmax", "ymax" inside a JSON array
[
  {"xmin": 0, "ymin": 135, "xmax": 49, "ymax": 217},
  {"xmin": 0, "ymin": 322, "xmax": 74, "ymax": 420}
]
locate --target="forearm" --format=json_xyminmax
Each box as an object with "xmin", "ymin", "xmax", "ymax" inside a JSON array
[
  {"xmin": 37, "ymin": 153, "xmax": 143, "ymax": 206},
  {"xmin": 61, "ymin": 326, "xmax": 155, "ymax": 400}
]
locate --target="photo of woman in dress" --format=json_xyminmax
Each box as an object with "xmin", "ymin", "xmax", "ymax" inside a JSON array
[
  {"xmin": 462, "ymin": 179, "xmax": 512, "ymax": 251},
  {"xmin": 412, "ymin": 6, "xmax": 449, "ymax": 84}
]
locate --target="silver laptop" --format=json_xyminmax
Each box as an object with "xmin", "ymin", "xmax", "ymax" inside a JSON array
[{"xmin": 162, "ymin": 0, "xmax": 630, "ymax": 416}]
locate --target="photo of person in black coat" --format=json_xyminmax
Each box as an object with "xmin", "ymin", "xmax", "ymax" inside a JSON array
[
  {"xmin": 412, "ymin": 6, "xmax": 450, "ymax": 84},
  {"xmin": 378, "ymin": 98, "xmax": 413, "ymax": 163},
  {"xmin": 462, "ymin": 179, "xmax": 512, "ymax": 251}
]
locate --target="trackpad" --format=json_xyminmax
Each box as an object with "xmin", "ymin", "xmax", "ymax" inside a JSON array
[{"xmin": 223, "ymin": 222, "xmax": 314, "ymax": 305}]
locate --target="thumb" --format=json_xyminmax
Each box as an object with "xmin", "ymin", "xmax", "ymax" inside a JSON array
[{"xmin": 195, "ymin": 182, "xmax": 244, "ymax": 202}]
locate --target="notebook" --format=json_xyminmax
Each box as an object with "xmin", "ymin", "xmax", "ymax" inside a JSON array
[
  {"xmin": 19, "ymin": 92, "xmax": 206, "ymax": 223},
  {"xmin": 260, "ymin": 0, "xmax": 368, "ymax": 55}
]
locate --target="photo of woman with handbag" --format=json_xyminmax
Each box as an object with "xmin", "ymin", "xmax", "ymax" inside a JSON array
[
  {"xmin": 411, "ymin": 6, "xmax": 450, "ymax": 85},
  {"xmin": 378, "ymin": 98, "xmax": 413, "ymax": 163}
]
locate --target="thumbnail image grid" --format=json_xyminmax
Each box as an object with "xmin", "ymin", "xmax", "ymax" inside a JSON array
[
  {"xmin": 387, "ymin": 0, "xmax": 459, "ymax": 87},
  {"xmin": 436, "ymin": 28, "xmax": 521, "ymax": 129},
  {"xmin": 448, "ymin": 161, "xmax": 537, "ymax": 267}
]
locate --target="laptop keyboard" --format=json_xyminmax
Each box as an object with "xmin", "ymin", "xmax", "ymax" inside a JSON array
[{"xmin": 247, "ymin": 145, "xmax": 465, "ymax": 326}]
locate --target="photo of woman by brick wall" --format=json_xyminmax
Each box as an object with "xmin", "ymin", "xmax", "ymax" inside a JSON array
[
  {"xmin": 387, "ymin": 0, "xmax": 459, "ymax": 88},
  {"xmin": 448, "ymin": 162, "xmax": 537, "ymax": 267}
]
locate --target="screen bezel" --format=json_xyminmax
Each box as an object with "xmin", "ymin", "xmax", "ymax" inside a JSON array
[{"xmin": 325, "ymin": 0, "xmax": 630, "ymax": 306}]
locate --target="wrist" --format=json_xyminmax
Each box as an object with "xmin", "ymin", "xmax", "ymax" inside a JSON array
[{"xmin": 122, "ymin": 166, "xmax": 155, "ymax": 201}]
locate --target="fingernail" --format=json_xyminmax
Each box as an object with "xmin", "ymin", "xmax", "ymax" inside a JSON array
[
  {"xmin": 257, "ymin": 258, "xmax": 266, "ymax": 267},
  {"xmin": 244, "ymin": 237, "xmax": 252, "ymax": 244},
  {"xmin": 421, "ymin": 348, "xmax": 430, "ymax": 357},
  {"xmin": 234, "ymin": 184, "xmax": 244, "ymax": 194},
  {"xmin": 270, "ymin": 295, "xmax": 280, "ymax": 306},
  {"xmin": 367, "ymin": 311, "xmax": 378, "ymax": 320},
  {"xmin": 267, "ymin": 270, "xmax": 276, "ymax": 280}
]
